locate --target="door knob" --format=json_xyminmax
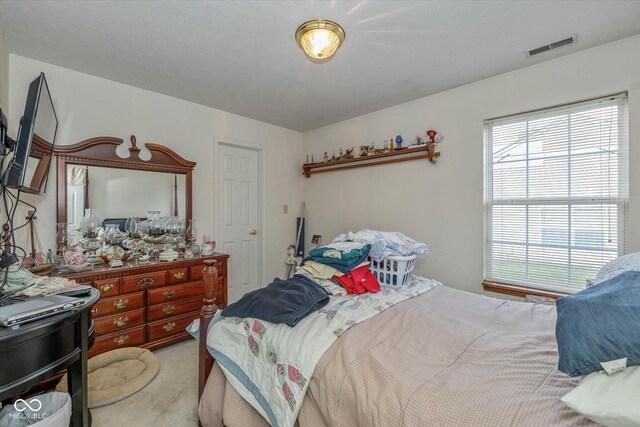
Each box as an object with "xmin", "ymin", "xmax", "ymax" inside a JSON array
[{"xmin": 249, "ymin": 229, "xmax": 257, "ymax": 235}]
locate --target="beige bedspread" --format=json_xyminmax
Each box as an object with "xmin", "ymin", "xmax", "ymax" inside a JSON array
[{"xmin": 199, "ymin": 285, "xmax": 597, "ymax": 426}]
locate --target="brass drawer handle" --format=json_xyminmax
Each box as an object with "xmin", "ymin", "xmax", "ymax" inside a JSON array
[
  {"xmin": 173, "ymin": 272, "xmax": 185, "ymax": 280},
  {"xmin": 163, "ymin": 322, "xmax": 176, "ymax": 332},
  {"xmin": 163, "ymin": 305, "xmax": 176, "ymax": 315},
  {"xmin": 136, "ymin": 277, "xmax": 157, "ymax": 287},
  {"xmin": 113, "ymin": 299, "xmax": 129, "ymax": 309},
  {"xmin": 113, "ymin": 335, "xmax": 129, "ymax": 345},
  {"xmin": 163, "ymin": 289, "xmax": 176, "ymax": 299},
  {"xmin": 113, "ymin": 316, "xmax": 129, "ymax": 327},
  {"xmin": 99, "ymin": 283, "xmax": 115, "ymax": 293}
]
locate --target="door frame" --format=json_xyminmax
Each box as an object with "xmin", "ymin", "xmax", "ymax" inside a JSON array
[{"xmin": 212, "ymin": 137, "xmax": 266, "ymax": 293}]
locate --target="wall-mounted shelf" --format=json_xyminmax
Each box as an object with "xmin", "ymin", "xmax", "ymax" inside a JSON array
[{"xmin": 303, "ymin": 145, "xmax": 440, "ymax": 178}]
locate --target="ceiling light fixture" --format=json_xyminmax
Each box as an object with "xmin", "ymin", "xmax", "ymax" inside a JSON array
[{"xmin": 295, "ymin": 19, "xmax": 345, "ymax": 62}]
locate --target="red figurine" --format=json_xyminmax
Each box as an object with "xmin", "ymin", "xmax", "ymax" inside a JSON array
[{"xmin": 425, "ymin": 130, "xmax": 443, "ymax": 164}]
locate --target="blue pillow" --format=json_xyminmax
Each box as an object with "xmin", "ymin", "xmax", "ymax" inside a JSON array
[{"xmin": 556, "ymin": 270, "xmax": 640, "ymax": 376}]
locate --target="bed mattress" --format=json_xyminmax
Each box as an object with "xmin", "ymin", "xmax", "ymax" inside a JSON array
[{"xmin": 199, "ymin": 285, "xmax": 597, "ymax": 426}]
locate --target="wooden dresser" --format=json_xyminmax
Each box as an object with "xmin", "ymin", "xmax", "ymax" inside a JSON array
[{"xmin": 56, "ymin": 253, "xmax": 228, "ymax": 357}]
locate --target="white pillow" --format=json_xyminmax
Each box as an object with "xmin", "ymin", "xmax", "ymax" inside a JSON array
[
  {"xmin": 596, "ymin": 252, "xmax": 640, "ymax": 284},
  {"xmin": 562, "ymin": 366, "xmax": 640, "ymax": 427}
]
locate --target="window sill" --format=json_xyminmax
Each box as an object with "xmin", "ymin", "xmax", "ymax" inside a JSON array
[{"xmin": 482, "ymin": 280, "xmax": 569, "ymax": 299}]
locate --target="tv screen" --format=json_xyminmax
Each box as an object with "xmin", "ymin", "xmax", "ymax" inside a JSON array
[{"xmin": 2, "ymin": 72, "xmax": 58, "ymax": 194}]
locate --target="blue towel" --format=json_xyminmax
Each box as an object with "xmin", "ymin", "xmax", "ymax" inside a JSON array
[
  {"xmin": 303, "ymin": 250, "xmax": 371, "ymax": 275},
  {"xmin": 221, "ymin": 277, "xmax": 329, "ymax": 327}
]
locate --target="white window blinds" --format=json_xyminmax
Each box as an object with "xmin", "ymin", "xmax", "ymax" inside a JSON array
[{"xmin": 484, "ymin": 94, "xmax": 628, "ymax": 294}]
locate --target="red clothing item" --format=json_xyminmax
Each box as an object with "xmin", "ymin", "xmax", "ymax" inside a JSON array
[{"xmin": 333, "ymin": 265, "xmax": 380, "ymax": 295}]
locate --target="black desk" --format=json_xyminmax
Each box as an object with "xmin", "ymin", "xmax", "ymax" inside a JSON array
[{"xmin": 0, "ymin": 289, "xmax": 99, "ymax": 426}]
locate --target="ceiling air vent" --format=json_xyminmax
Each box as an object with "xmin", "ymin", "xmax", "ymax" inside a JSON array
[{"xmin": 526, "ymin": 35, "xmax": 577, "ymax": 57}]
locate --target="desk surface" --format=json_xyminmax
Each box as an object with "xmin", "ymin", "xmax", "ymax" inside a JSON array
[
  {"xmin": 0, "ymin": 289, "xmax": 99, "ymax": 400},
  {"xmin": 0, "ymin": 289, "xmax": 100, "ymax": 340}
]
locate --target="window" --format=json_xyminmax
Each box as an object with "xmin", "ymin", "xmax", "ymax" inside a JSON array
[{"xmin": 483, "ymin": 94, "xmax": 628, "ymax": 294}]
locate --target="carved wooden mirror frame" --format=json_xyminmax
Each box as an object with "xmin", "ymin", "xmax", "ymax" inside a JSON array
[{"xmin": 53, "ymin": 135, "xmax": 196, "ymax": 224}]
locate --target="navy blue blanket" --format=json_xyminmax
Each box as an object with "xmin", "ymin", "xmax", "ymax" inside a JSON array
[{"xmin": 221, "ymin": 277, "xmax": 329, "ymax": 327}]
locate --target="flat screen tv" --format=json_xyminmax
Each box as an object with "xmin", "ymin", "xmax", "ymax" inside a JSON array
[{"xmin": 2, "ymin": 72, "xmax": 58, "ymax": 194}]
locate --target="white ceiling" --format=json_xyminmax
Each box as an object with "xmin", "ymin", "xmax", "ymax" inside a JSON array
[{"xmin": 2, "ymin": 1, "xmax": 640, "ymax": 132}]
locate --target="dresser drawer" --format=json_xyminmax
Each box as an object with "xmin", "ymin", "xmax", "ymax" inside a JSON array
[
  {"xmin": 92, "ymin": 292, "xmax": 145, "ymax": 318},
  {"xmin": 148, "ymin": 281, "xmax": 203, "ymax": 305},
  {"xmin": 147, "ymin": 312, "xmax": 199, "ymax": 341},
  {"xmin": 189, "ymin": 264, "xmax": 206, "ymax": 282},
  {"xmin": 167, "ymin": 268, "xmax": 189, "ymax": 285},
  {"xmin": 93, "ymin": 278, "xmax": 121, "ymax": 297},
  {"xmin": 89, "ymin": 325, "xmax": 146, "ymax": 357},
  {"xmin": 122, "ymin": 271, "xmax": 166, "ymax": 293},
  {"xmin": 148, "ymin": 296, "xmax": 203, "ymax": 321},
  {"xmin": 94, "ymin": 308, "xmax": 146, "ymax": 335}
]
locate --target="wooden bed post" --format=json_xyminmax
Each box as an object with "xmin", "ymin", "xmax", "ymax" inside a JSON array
[{"xmin": 199, "ymin": 260, "xmax": 219, "ymax": 400}]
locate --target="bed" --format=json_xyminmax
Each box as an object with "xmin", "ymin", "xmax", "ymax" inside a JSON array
[{"xmin": 196, "ymin": 280, "xmax": 596, "ymax": 426}]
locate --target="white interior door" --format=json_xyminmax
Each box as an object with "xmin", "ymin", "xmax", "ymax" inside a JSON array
[{"xmin": 219, "ymin": 144, "xmax": 260, "ymax": 303}]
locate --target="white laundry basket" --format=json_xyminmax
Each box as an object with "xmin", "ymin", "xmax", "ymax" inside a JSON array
[
  {"xmin": 368, "ymin": 255, "xmax": 416, "ymax": 287},
  {"xmin": 0, "ymin": 392, "xmax": 71, "ymax": 427}
]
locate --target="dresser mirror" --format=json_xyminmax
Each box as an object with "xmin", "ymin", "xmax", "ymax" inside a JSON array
[{"xmin": 55, "ymin": 135, "xmax": 195, "ymax": 244}]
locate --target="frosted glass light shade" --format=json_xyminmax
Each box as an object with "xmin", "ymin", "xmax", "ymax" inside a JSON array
[{"xmin": 296, "ymin": 19, "xmax": 345, "ymax": 61}]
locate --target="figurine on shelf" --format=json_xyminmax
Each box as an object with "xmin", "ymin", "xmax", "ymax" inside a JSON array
[
  {"xmin": 425, "ymin": 129, "xmax": 443, "ymax": 163},
  {"xmin": 413, "ymin": 135, "xmax": 424, "ymax": 146},
  {"xmin": 352, "ymin": 146, "xmax": 362, "ymax": 158},
  {"xmin": 395, "ymin": 135, "xmax": 404, "ymax": 150},
  {"xmin": 323, "ymin": 152, "xmax": 329, "ymax": 162},
  {"xmin": 344, "ymin": 148, "xmax": 353, "ymax": 159},
  {"xmin": 339, "ymin": 147, "xmax": 344, "ymax": 159},
  {"xmin": 383, "ymin": 140, "xmax": 389, "ymax": 152},
  {"xmin": 360, "ymin": 145, "xmax": 369, "ymax": 156}
]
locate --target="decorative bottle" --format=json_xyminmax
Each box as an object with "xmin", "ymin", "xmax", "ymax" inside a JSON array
[
  {"xmin": 186, "ymin": 219, "xmax": 198, "ymax": 244},
  {"xmin": 56, "ymin": 222, "xmax": 68, "ymax": 255},
  {"xmin": 80, "ymin": 209, "xmax": 102, "ymax": 239}
]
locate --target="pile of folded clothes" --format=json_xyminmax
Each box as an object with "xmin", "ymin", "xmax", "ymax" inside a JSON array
[
  {"xmin": 221, "ymin": 242, "xmax": 384, "ymax": 328},
  {"xmin": 332, "ymin": 229, "xmax": 429, "ymax": 261},
  {"xmin": 296, "ymin": 242, "xmax": 380, "ymax": 296}
]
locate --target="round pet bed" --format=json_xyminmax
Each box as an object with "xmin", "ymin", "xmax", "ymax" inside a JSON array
[{"xmin": 57, "ymin": 347, "xmax": 160, "ymax": 408}]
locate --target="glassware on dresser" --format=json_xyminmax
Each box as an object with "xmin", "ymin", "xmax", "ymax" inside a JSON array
[
  {"xmin": 56, "ymin": 222, "xmax": 68, "ymax": 255},
  {"xmin": 123, "ymin": 217, "xmax": 145, "ymax": 262},
  {"xmin": 163, "ymin": 216, "xmax": 184, "ymax": 247},
  {"xmin": 186, "ymin": 219, "xmax": 198, "ymax": 244},
  {"xmin": 144, "ymin": 211, "xmax": 164, "ymax": 245},
  {"xmin": 79, "ymin": 209, "xmax": 104, "ymax": 265},
  {"xmin": 103, "ymin": 224, "xmax": 125, "ymax": 267}
]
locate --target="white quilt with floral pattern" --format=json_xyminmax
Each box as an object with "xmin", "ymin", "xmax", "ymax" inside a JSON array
[{"xmin": 205, "ymin": 276, "xmax": 440, "ymax": 427}]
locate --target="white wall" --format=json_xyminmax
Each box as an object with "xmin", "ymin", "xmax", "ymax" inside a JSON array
[
  {"xmin": 8, "ymin": 55, "xmax": 304, "ymax": 281},
  {"xmin": 0, "ymin": 7, "xmax": 8, "ymax": 112},
  {"xmin": 303, "ymin": 35, "xmax": 640, "ymax": 296}
]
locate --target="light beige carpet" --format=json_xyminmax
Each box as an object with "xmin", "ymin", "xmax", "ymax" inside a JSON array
[{"xmin": 90, "ymin": 339, "xmax": 199, "ymax": 426}]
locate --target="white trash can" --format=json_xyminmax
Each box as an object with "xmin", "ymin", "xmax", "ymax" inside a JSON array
[{"xmin": 0, "ymin": 392, "xmax": 71, "ymax": 427}]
